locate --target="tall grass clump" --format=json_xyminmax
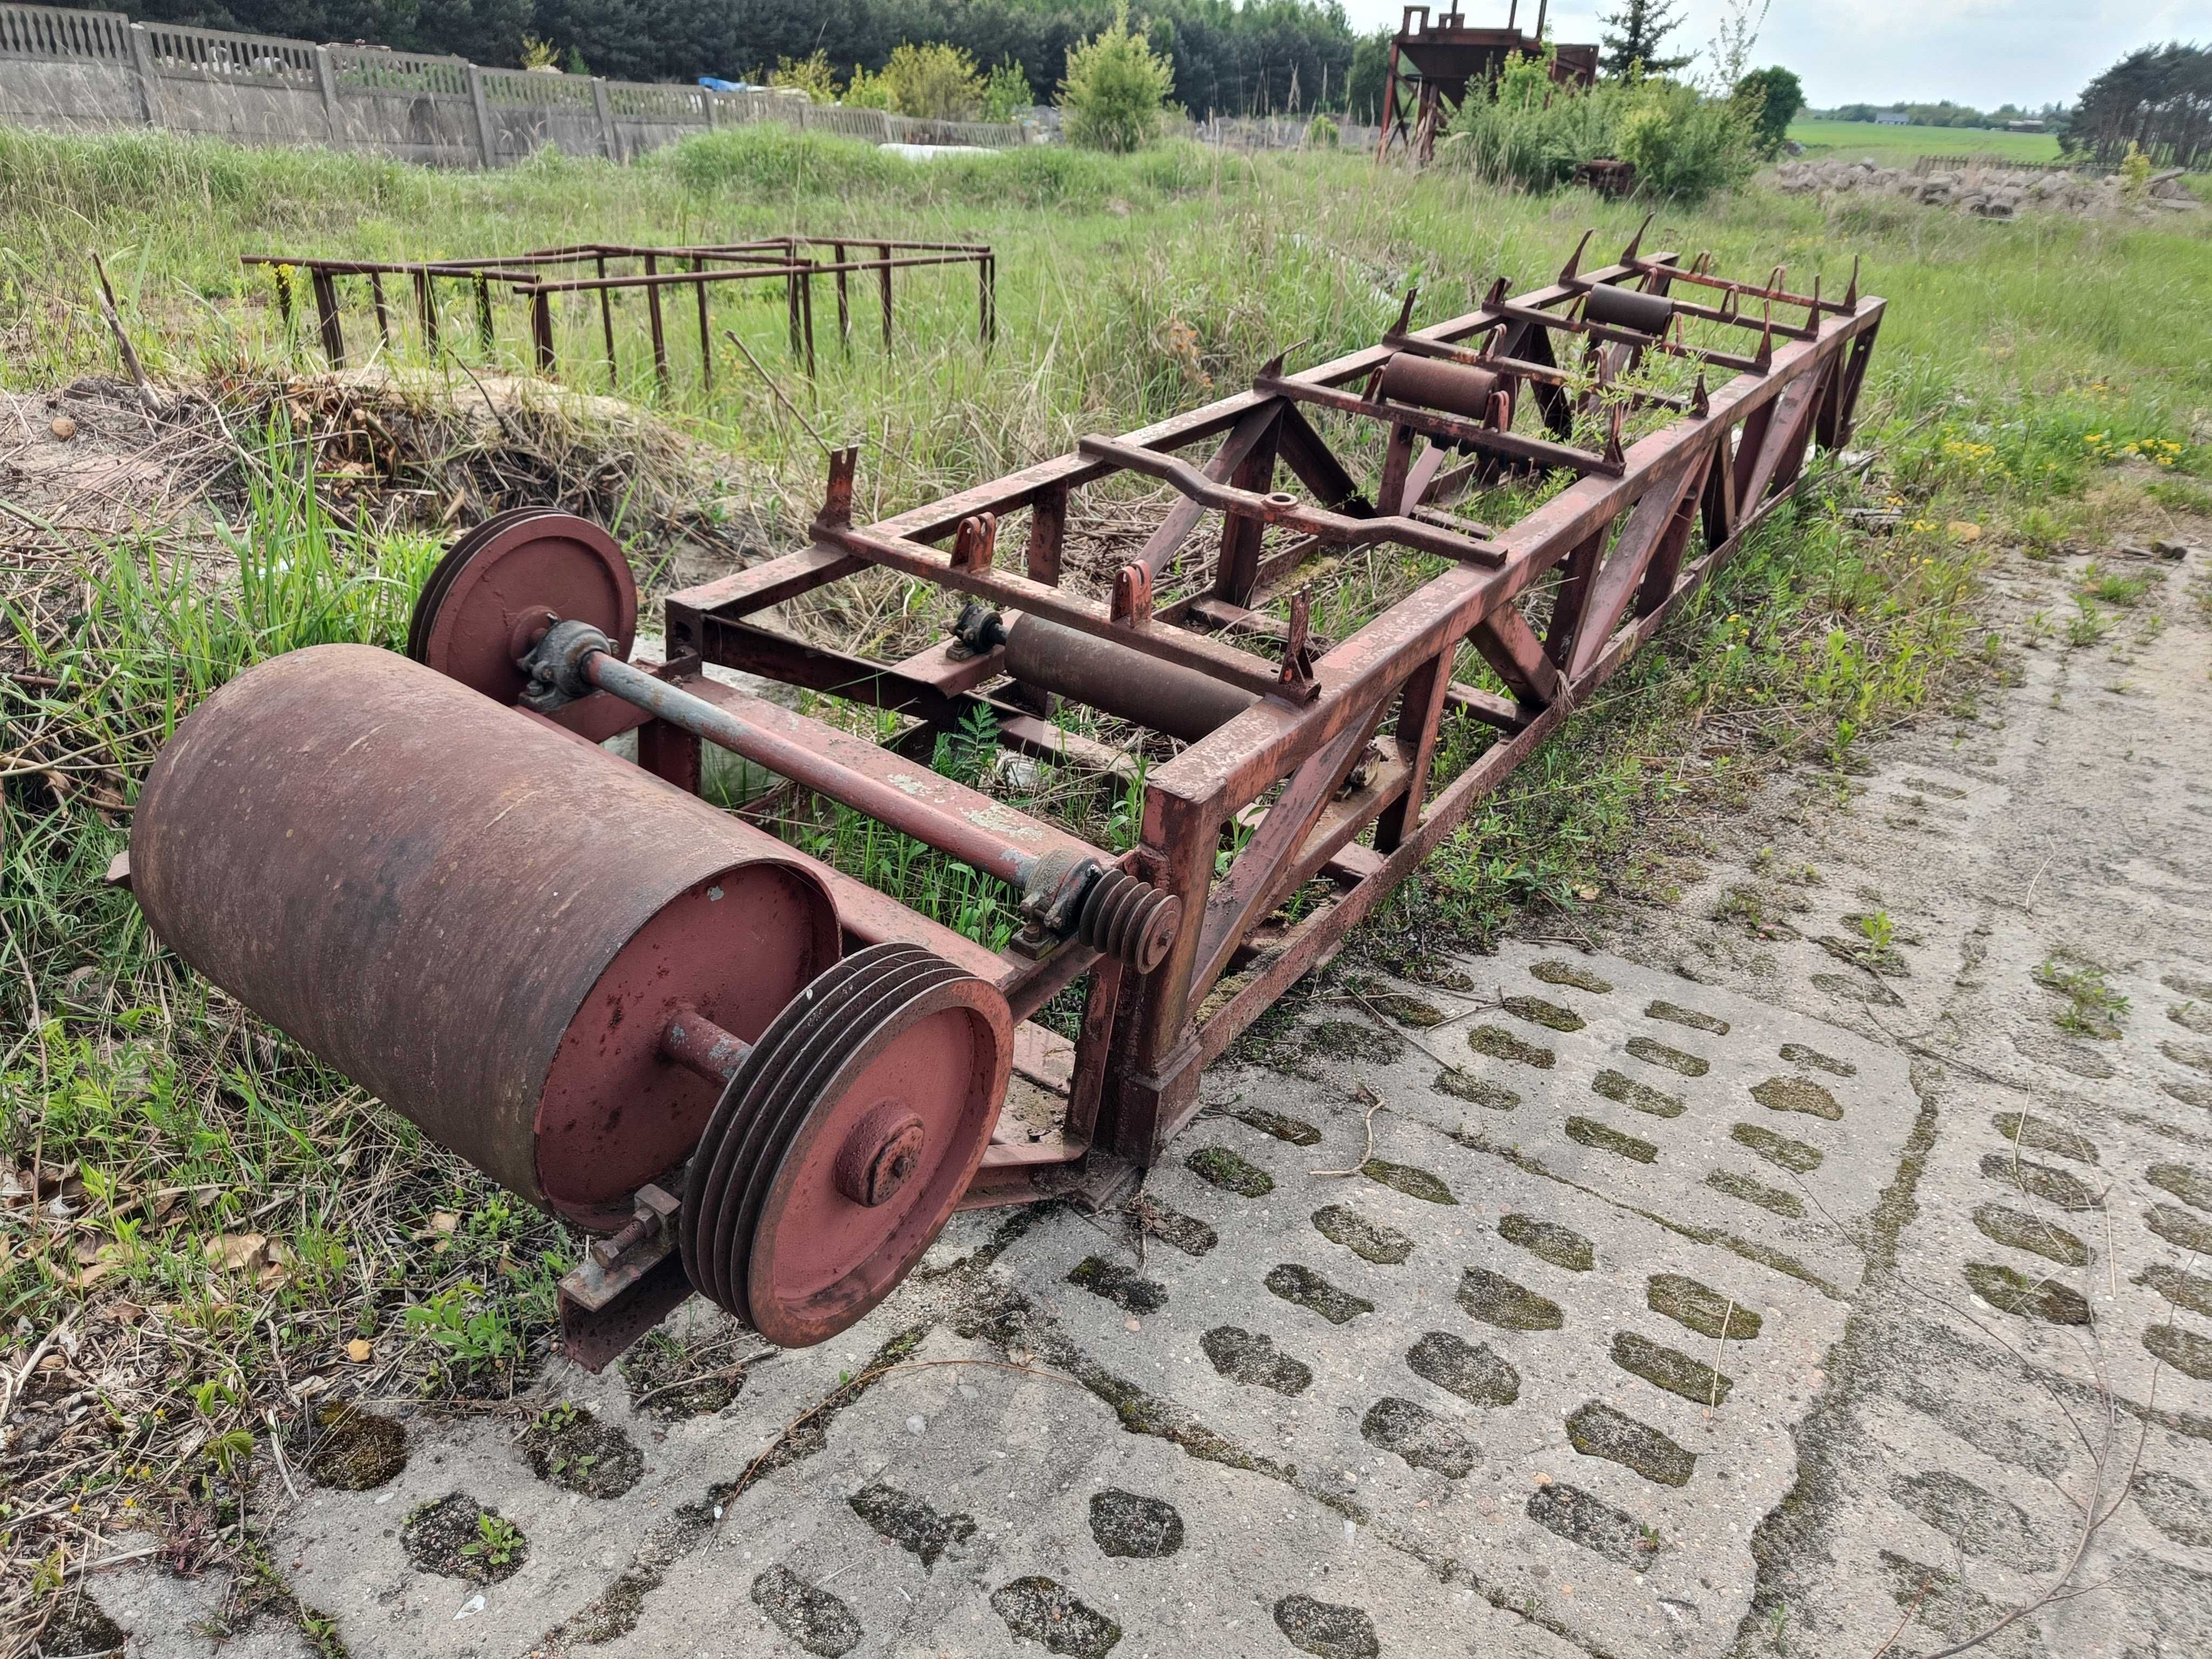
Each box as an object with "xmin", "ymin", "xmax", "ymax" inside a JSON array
[{"xmin": 1444, "ymin": 54, "xmax": 1754, "ymax": 201}]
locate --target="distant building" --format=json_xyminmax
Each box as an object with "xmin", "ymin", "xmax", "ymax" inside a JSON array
[
  {"xmin": 2005, "ymin": 119, "xmax": 2046, "ymax": 133},
  {"xmin": 1874, "ymin": 111, "xmax": 1909, "ymax": 125}
]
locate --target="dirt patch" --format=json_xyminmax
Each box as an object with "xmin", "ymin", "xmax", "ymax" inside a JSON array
[
  {"xmin": 1185, "ymin": 1145, "xmax": 1273, "ymax": 1197},
  {"xmin": 1980, "ymin": 1151, "xmax": 2097, "ymax": 1210},
  {"xmin": 1434, "ymin": 1066, "xmax": 1520, "ymax": 1110},
  {"xmin": 2149, "ymin": 1203, "xmax": 2212, "ymax": 1252},
  {"xmin": 989, "ymin": 1575, "xmax": 1122, "ymax": 1658},
  {"xmin": 1645, "ymin": 999, "xmax": 1730, "ymax": 1035},
  {"xmin": 33, "ymin": 1592, "xmax": 126, "ymax": 1657},
  {"xmin": 1088, "ymin": 1488, "xmax": 1184, "ymax": 1557},
  {"xmin": 1311, "ymin": 1204, "xmax": 1413, "ymax": 1264},
  {"xmin": 1626, "ymin": 1035, "xmax": 1708, "ymax": 1077},
  {"xmin": 1732, "ymin": 1121, "xmax": 1824, "ymax": 1172},
  {"xmin": 1751, "ymin": 1075, "xmax": 1843, "ymax": 1120},
  {"xmin": 2134, "ymin": 1471, "xmax": 2212, "ymax": 1547},
  {"xmin": 2150, "ymin": 1162, "xmax": 2212, "ymax": 1210},
  {"xmin": 752, "ymin": 1566, "xmax": 862, "ymax": 1657},
  {"xmin": 1404, "ymin": 1331, "xmax": 1519, "ymax": 1406},
  {"xmin": 1530, "ymin": 960, "xmax": 1613, "ymax": 994},
  {"xmin": 849, "ymin": 1481, "xmax": 976, "ymax": 1569},
  {"xmin": 1366, "ymin": 992, "xmax": 1445, "ymax": 1027},
  {"xmin": 1136, "ymin": 1201, "xmax": 1217, "ymax": 1256},
  {"xmin": 2139, "ymin": 1263, "xmax": 2212, "ymax": 1317},
  {"xmin": 1468, "ymin": 1024, "xmax": 1555, "ymax": 1068},
  {"xmin": 1231, "ymin": 1107, "xmax": 1320, "ymax": 1145},
  {"xmin": 1273, "ymin": 1593, "xmax": 1379, "ymax": 1658},
  {"xmin": 300, "ymin": 1399, "xmax": 406, "ymax": 1491},
  {"xmin": 1566, "ymin": 1116, "xmax": 1658, "ymax": 1163},
  {"xmin": 2144, "ymin": 1324, "xmax": 2212, "ymax": 1380},
  {"xmin": 621, "ymin": 1329, "xmax": 747, "ymax": 1421},
  {"xmin": 521, "ymin": 1402, "xmax": 644, "ymax": 1499},
  {"xmin": 1498, "ymin": 1213, "xmax": 1594, "ymax": 1272},
  {"xmin": 1990, "ymin": 1112, "xmax": 2099, "ymax": 1163},
  {"xmin": 1707, "ymin": 1167, "xmax": 1805, "ymax": 1217},
  {"xmin": 1300, "ymin": 1020, "xmax": 1399, "ymax": 1065},
  {"xmin": 1591, "ymin": 1067, "xmax": 1684, "ymax": 1118},
  {"xmin": 1457, "ymin": 1267, "xmax": 1562, "ymax": 1331},
  {"xmin": 1779, "ymin": 1041, "xmax": 1857, "ymax": 1076},
  {"xmin": 1502, "ymin": 994, "xmax": 1585, "ymax": 1033},
  {"xmin": 1611, "ymin": 1331, "xmax": 1731, "ymax": 1404},
  {"xmin": 1963, "ymin": 1262, "xmax": 2092, "ymax": 1325},
  {"xmin": 1067, "ymin": 1256, "xmax": 1168, "ymax": 1314},
  {"xmin": 1567, "ymin": 1400, "xmax": 1696, "ymax": 1487},
  {"xmin": 1525, "ymin": 1481, "xmax": 1656, "ymax": 1567},
  {"xmin": 1264, "ymin": 1263, "xmax": 1374, "ymax": 1325},
  {"xmin": 400, "ymin": 1492, "xmax": 528, "ymax": 1583},
  {"xmin": 1200, "ymin": 1326, "xmax": 1312, "ymax": 1395},
  {"xmin": 1359, "ymin": 1158, "xmax": 1455, "ymax": 1203},
  {"xmin": 1971, "ymin": 1202, "xmax": 2087, "ymax": 1265},
  {"xmin": 1359, "ymin": 1396, "xmax": 1475, "ymax": 1477},
  {"xmin": 1646, "ymin": 1273, "xmax": 1762, "ymax": 1340}
]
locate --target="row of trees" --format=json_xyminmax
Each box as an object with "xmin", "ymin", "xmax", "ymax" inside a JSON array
[
  {"xmin": 2063, "ymin": 42, "xmax": 2211, "ymax": 170},
  {"xmin": 67, "ymin": 0, "xmax": 1372, "ymax": 119},
  {"xmin": 1815, "ymin": 99, "xmax": 2067, "ymax": 131}
]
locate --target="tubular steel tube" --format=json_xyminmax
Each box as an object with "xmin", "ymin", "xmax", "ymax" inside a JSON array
[
  {"xmin": 1002, "ymin": 613, "xmax": 1258, "ymax": 744},
  {"xmin": 660, "ymin": 1003, "xmax": 751, "ymax": 1085},
  {"xmin": 130, "ymin": 645, "xmax": 841, "ymax": 1231},
  {"xmin": 585, "ymin": 650, "xmax": 1045, "ymax": 889},
  {"xmin": 1377, "ymin": 352, "xmax": 1502, "ymax": 421},
  {"xmin": 1582, "ymin": 282, "xmax": 1675, "ymax": 335}
]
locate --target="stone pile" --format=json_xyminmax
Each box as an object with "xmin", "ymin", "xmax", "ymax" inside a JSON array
[{"xmin": 1772, "ymin": 156, "xmax": 2203, "ymax": 219}]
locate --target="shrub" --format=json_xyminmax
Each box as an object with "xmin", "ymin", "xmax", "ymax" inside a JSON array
[
  {"xmin": 1059, "ymin": 6, "xmax": 1176, "ymax": 153},
  {"xmin": 1615, "ymin": 80, "xmax": 1756, "ymax": 199},
  {"xmin": 1444, "ymin": 53, "xmax": 1755, "ymax": 203},
  {"xmin": 981, "ymin": 59, "xmax": 1033, "ymax": 124},
  {"xmin": 1731, "ymin": 66, "xmax": 1804, "ymax": 158},
  {"xmin": 1306, "ymin": 113, "xmax": 1340, "ymax": 147},
  {"xmin": 842, "ymin": 65, "xmax": 895, "ymax": 111},
  {"xmin": 769, "ymin": 50, "xmax": 837, "ymax": 104},
  {"xmin": 879, "ymin": 41, "xmax": 984, "ymax": 122}
]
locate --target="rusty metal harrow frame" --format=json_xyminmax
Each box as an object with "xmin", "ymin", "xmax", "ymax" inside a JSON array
[
  {"xmin": 538, "ymin": 219, "xmax": 1885, "ymax": 1208},
  {"xmin": 241, "ymin": 235, "xmax": 996, "ymax": 390}
]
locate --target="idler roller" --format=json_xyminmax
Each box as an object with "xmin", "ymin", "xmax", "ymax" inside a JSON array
[
  {"xmin": 129, "ymin": 644, "xmax": 841, "ymax": 1231},
  {"xmin": 1001, "ymin": 612, "xmax": 1257, "ymax": 744},
  {"xmin": 1376, "ymin": 352, "xmax": 1503, "ymax": 422},
  {"xmin": 1582, "ymin": 282, "xmax": 1676, "ymax": 336}
]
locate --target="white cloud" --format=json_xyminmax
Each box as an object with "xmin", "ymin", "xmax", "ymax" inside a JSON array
[{"xmin": 1335, "ymin": 1, "xmax": 2210, "ymax": 108}]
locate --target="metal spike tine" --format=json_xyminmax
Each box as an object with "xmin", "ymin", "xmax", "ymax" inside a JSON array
[
  {"xmin": 1484, "ymin": 274, "xmax": 1509, "ymax": 308},
  {"xmin": 1808, "ymin": 273, "xmax": 1822, "ymax": 329},
  {"xmin": 1393, "ymin": 288, "xmax": 1419, "ymax": 335},
  {"xmin": 1844, "ymin": 254, "xmax": 1860, "ymax": 309},
  {"xmin": 1621, "ymin": 211, "xmax": 1653, "ymax": 264},
  {"xmin": 1559, "ymin": 227, "xmax": 1594, "ymax": 284},
  {"xmin": 1604, "ymin": 404, "xmax": 1626, "ymax": 468},
  {"xmin": 1258, "ymin": 349, "xmax": 1287, "ymax": 381},
  {"xmin": 1691, "ymin": 373, "xmax": 1709, "ymax": 418}
]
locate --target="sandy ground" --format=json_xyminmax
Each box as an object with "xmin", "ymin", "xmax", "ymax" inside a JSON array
[{"xmin": 52, "ymin": 534, "xmax": 2212, "ymax": 1658}]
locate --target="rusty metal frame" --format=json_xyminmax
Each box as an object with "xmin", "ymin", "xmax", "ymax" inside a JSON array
[
  {"xmin": 240, "ymin": 236, "xmax": 996, "ymax": 389},
  {"xmin": 628, "ymin": 224, "xmax": 1884, "ymax": 1212},
  {"xmin": 640, "ymin": 222, "xmax": 1880, "ymax": 1205}
]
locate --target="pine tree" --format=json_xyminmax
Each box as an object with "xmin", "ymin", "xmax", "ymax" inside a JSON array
[{"xmin": 1597, "ymin": 0, "xmax": 1690, "ymax": 78}]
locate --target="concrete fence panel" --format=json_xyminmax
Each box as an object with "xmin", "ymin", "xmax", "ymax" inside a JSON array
[{"xmin": 0, "ymin": 1, "xmax": 1024, "ymax": 166}]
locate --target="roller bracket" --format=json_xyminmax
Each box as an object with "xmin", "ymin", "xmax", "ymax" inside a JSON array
[{"xmin": 518, "ymin": 618, "xmax": 615, "ymax": 713}]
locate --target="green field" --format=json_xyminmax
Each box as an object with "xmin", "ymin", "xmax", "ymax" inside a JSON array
[
  {"xmin": 1788, "ymin": 117, "xmax": 2066, "ymax": 165},
  {"xmin": 3, "ymin": 124, "xmax": 2209, "ymax": 1649}
]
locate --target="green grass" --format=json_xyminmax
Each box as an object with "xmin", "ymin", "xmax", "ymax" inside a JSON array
[
  {"xmin": 2, "ymin": 122, "xmax": 2209, "ymax": 1643},
  {"xmin": 1787, "ymin": 118, "xmax": 2065, "ymax": 166}
]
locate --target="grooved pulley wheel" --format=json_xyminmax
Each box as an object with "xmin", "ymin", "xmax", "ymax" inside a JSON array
[
  {"xmin": 679, "ymin": 943, "xmax": 1011, "ymax": 1347},
  {"xmin": 408, "ymin": 508, "xmax": 636, "ymax": 704}
]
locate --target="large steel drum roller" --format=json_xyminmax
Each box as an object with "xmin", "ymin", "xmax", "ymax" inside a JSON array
[{"xmin": 129, "ymin": 645, "xmax": 1010, "ymax": 1350}]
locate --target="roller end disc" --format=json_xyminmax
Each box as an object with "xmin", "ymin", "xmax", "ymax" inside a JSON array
[
  {"xmin": 408, "ymin": 509, "xmax": 637, "ymax": 704},
  {"xmin": 681, "ymin": 944, "xmax": 1011, "ymax": 1348}
]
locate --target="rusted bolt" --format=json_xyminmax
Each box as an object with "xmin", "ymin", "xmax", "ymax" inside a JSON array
[{"xmin": 834, "ymin": 1105, "xmax": 928, "ymax": 1208}]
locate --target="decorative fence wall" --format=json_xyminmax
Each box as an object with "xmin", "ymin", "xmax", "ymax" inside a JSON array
[{"xmin": 0, "ymin": 3, "xmax": 1025, "ymax": 167}]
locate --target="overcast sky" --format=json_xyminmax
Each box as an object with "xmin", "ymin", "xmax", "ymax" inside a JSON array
[{"xmin": 1337, "ymin": 1, "xmax": 2211, "ymax": 109}]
